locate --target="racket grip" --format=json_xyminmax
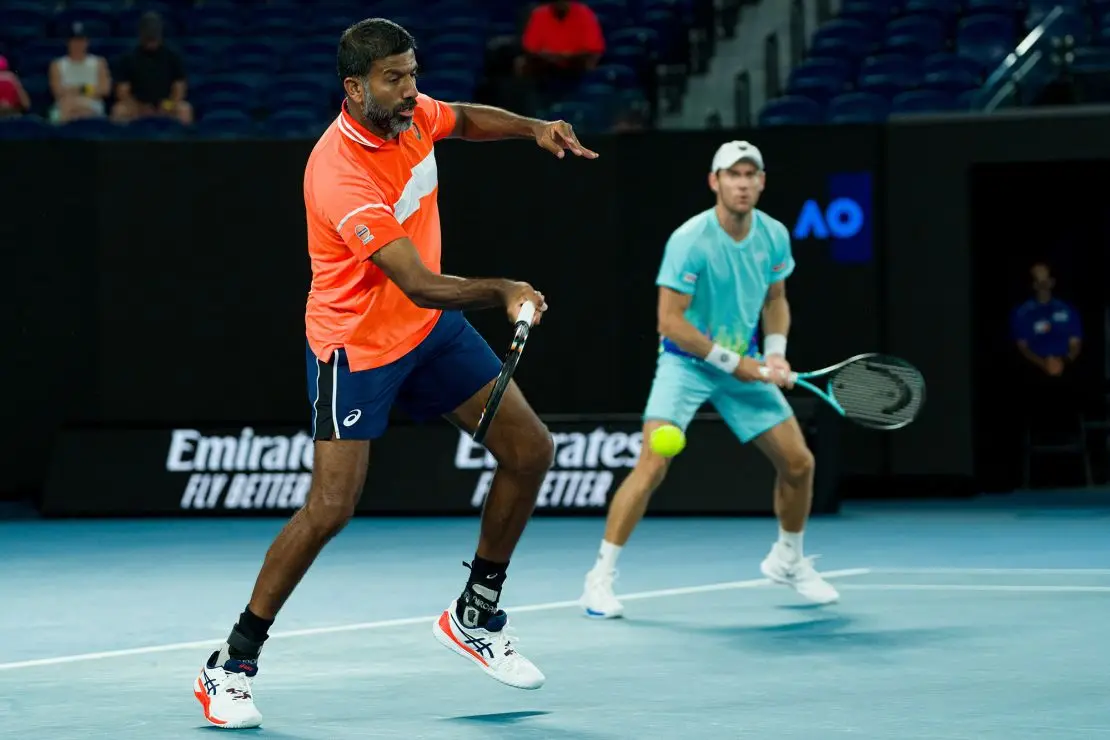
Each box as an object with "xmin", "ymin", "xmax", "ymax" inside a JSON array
[
  {"xmin": 516, "ymin": 300, "xmax": 536, "ymax": 327},
  {"xmin": 758, "ymin": 366, "xmax": 798, "ymax": 382}
]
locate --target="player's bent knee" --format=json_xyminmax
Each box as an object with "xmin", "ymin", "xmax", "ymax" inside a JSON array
[
  {"xmin": 495, "ymin": 422, "xmax": 555, "ymax": 475},
  {"xmin": 781, "ymin": 447, "xmax": 815, "ymax": 482},
  {"xmin": 303, "ymin": 498, "xmax": 356, "ymax": 539}
]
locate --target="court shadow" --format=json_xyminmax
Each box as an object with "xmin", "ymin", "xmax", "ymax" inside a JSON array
[
  {"xmin": 195, "ymin": 727, "xmax": 309, "ymax": 738},
  {"xmin": 445, "ymin": 710, "xmax": 553, "ymax": 724},
  {"xmin": 621, "ymin": 614, "xmax": 971, "ymax": 654}
]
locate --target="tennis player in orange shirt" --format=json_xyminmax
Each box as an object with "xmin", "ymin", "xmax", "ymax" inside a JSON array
[{"xmin": 193, "ymin": 18, "xmax": 598, "ymax": 729}]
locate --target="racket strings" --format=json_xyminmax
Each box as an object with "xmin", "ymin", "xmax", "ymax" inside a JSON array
[{"xmin": 831, "ymin": 361, "xmax": 924, "ymax": 426}]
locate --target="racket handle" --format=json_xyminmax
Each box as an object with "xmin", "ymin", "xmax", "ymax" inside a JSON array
[
  {"xmin": 758, "ymin": 366, "xmax": 798, "ymax": 383},
  {"xmin": 516, "ymin": 300, "xmax": 536, "ymax": 327}
]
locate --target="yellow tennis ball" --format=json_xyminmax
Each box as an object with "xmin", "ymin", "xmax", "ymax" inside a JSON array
[{"xmin": 649, "ymin": 424, "xmax": 686, "ymax": 458}]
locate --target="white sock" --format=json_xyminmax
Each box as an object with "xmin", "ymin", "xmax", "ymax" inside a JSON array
[
  {"xmin": 595, "ymin": 540, "xmax": 622, "ymax": 572},
  {"xmin": 778, "ymin": 527, "xmax": 803, "ymax": 556}
]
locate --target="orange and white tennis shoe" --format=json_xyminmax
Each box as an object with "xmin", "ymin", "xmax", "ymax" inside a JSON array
[
  {"xmin": 432, "ymin": 600, "xmax": 545, "ymax": 690},
  {"xmin": 194, "ymin": 650, "xmax": 263, "ymax": 729}
]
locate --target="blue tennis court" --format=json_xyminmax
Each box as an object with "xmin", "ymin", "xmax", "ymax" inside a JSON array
[{"xmin": 2, "ymin": 495, "xmax": 1108, "ymax": 739}]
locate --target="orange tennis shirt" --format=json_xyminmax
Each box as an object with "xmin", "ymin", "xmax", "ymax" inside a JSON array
[{"xmin": 304, "ymin": 95, "xmax": 457, "ymax": 372}]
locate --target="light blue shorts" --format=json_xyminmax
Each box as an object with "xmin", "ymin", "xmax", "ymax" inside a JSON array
[{"xmin": 643, "ymin": 352, "xmax": 794, "ymax": 443}]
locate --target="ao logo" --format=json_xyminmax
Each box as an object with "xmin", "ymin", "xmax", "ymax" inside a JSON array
[{"xmin": 793, "ymin": 197, "xmax": 865, "ymax": 241}]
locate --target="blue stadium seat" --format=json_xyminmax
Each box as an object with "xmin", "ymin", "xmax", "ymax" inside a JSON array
[
  {"xmin": 1070, "ymin": 46, "xmax": 1110, "ymax": 72},
  {"xmin": 956, "ymin": 14, "xmax": 1017, "ymax": 70},
  {"xmin": 890, "ymin": 89, "xmax": 960, "ymax": 114},
  {"xmin": 857, "ymin": 55, "xmax": 920, "ymax": 97},
  {"xmin": 838, "ymin": 0, "xmax": 893, "ymax": 26},
  {"xmin": 1034, "ymin": 10, "xmax": 1091, "ymax": 45},
  {"xmin": 786, "ymin": 63, "xmax": 850, "ymax": 104},
  {"xmin": 1, "ymin": 4, "xmax": 50, "ymax": 45},
  {"xmin": 809, "ymin": 19, "xmax": 880, "ymax": 60},
  {"xmin": 56, "ymin": 117, "xmax": 124, "ymax": 139},
  {"xmin": 250, "ymin": 7, "xmax": 304, "ymax": 36},
  {"xmin": 545, "ymin": 100, "xmax": 607, "ymax": 133},
  {"xmin": 126, "ymin": 116, "xmax": 188, "ymax": 140},
  {"xmin": 922, "ymin": 53, "xmax": 983, "ymax": 91},
  {"xmin": 182, "ymin": 7, "xmax": 241, "ymax": 36},
  {"xmin": 272, "ymin": 74, "xmax": 333, "ymax": 111},
  {"xmin": 261, "ymin": 110, "xmax": 324, "ymax": 139},
  {"xmin": 1026, "ymin": 0, "xmax": 1085, "ymax": 28},
  {"xmin": 758, "ymin": 95, "xmax": 823, "ymax": 126},
  {"xmin": 0, "ymin": 115, "xmax": 53, "ymax": 140},
  {"xmin": 884, "ymin": 15, "xmax": 948, "ymax": 57},
  {"xmin": 194, "ymin": 110, "xmax": 256, "ymax": 139},
  {"xmin": 112, "ymin": 7, "xmax": 180, "ymax": 38},
  {"xmin": 225, "ymin": 41, "xmax": 287, "ymax": 74},
  {"xmin": 50, "ymin": 8, "xmax": 113, "ymax": 39},
  {"xmin": 826, "ymin": 91, "xmax": 888, "ymax": 123},
  {"xmin": 590, "ymin": 64, "xmax": 638, "ymax": 88},
  {"xmin": 966, "ymin": 0, "xmax": 1018, "ymax": 18},
  {"xmin": 903, "ymin": 0, "xmax": 961, "ymax": 23},
  {"xmin": 191, "ymin": 77, "xmax": 257, "ymax": 113},
  {"xmin": 608, "ymin": 27, "xmax": 661, "ymax": 60}
]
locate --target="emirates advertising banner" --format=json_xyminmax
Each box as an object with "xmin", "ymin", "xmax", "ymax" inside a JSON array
[{"xmin": 43, "ymin": 414, "xmax": 837, "ymax": 517}]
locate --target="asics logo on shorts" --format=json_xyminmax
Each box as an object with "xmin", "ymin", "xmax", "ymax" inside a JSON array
[{"xmin": 343, "ymin": 410, "xmax": 362, "ymax": 427}]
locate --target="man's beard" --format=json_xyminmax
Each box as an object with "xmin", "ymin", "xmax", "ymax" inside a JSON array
[{"xmin": 363, "ymin": 94, "xmax": 416, "ymax": 137}]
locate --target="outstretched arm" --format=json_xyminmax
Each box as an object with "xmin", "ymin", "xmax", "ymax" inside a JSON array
[{"xmin": 448, "ymin": 102, "xmax": 599, "ymax": 159}]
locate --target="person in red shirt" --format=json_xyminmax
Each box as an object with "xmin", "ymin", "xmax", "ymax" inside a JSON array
[
  {"xmin": 520, "ymin": 1, "xmax": 606, "ymax": 79},
  {"xmin": 193, "ymin": 18, "xmax": 598, "ymax": 729},
  {"xmin": 0, "ymin": 56, "xmax": 31, "ymax": 118}
]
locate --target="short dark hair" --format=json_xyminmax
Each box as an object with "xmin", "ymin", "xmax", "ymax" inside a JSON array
[{"xmin": 337, "ymin": 18, "xmax": 416, "ymax": 80}]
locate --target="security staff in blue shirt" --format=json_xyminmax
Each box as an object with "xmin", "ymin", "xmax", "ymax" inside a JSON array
[{"xmin": 1011, "ymin": 263, "xmax": 1082, "ymax": 377}]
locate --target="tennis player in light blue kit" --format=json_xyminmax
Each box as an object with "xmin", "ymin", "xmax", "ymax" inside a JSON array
[{"xmin": 579, "ymin": 141, "xmax": 839, "ymax": 617}]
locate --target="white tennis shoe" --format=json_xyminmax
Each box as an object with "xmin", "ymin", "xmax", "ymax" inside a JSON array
[
  {"xmin": 760, "ymin": 543, "xmax": 840, "ymax": 604},
  {"xmin": 579, "ymin": 567, "xmax": 625, "ymax": 618},
  {"xmin": 194, "ymin": 650, "xmax": 263, "ymax": 729},
  {"xmin": 433, "ymin": 600, "xmax": 546, "ymax": 690}
]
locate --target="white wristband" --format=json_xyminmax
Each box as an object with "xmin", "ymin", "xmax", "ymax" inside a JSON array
[
  {"xmin": 705, "ymin": 343, "xmax": 741, "ymax": 373},
  {"xmin": 763, "ymin": 333, "xmax": 787, "ymax": 358}
]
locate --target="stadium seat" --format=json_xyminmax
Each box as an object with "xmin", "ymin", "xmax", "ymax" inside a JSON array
[
  {"xmin": 1026, "ymin": 0, "xmax": 1086, "ymax": 28},
  {"xmin": 0, "ymin": 115, "xmax": 53, "ymax": 140},
  {"xmin": 965, "ymin": 0, "xmax": 1018, "ymax": 18},
  {"xmin": 49, "ymin": 9, "xmax": 113, "ymax": 39},
  {"xmin": 786, "ymin": 63, "xmax": 851, "ymax": 104},
  {"xmin": 194, "ymin": 110, "xmax": 256, "ymax": 140},
  {"xmin": 55, "ymin": 117, "xmax": 124, "ymax": 140},
  {"xmin": 884, "ymin": 15, "xmax": 948, "ymax": 57},
  {"xmin": 757, "ymin": 95, "xmax": 823, "ymax": 126},
  {"xmin": 890, "ymin": 89, "xmax": 960, "ymax": 114},
  {"xmin": 1, "ymin": 5, "xmax": 50, "ymax": 45},
  {"xmin": 903, "ymin": 0, "xmax": 961, "ymax": 23},
  {"xmin": 808, "ymin": 19, "xmax": 880, "ymax": 60},
  {"xmin": 856, "ymin": 53, "xmax": 921, "ymax": 96},
  {"xmin": 838, "ymin": 0, "xmax": 893, "ymax": 26},
  {"xmin": 126, "ymin": 116, "xmax": 188, "ymax": 140},
  {"xmin": 956, "ymin": 14, "xmax": 1017, "ymax": 70},
  {"xmin": 826, "ymin": 91, "xmax": 888, "ymax": 123},
  {"xmin": 261, "ymin": 110, "xmax": 325, "ymax": 139}
]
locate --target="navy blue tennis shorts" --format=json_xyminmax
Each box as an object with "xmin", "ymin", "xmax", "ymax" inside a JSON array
[{"xmin": 306, "ymin": 310, "xmax": 502, "ymax": 441}]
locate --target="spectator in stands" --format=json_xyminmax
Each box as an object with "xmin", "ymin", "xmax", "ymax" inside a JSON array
[
  {"xmin": 0, "ymin": 56, "xmax": 32, "ymax": 118},
  {"xmin": 49, "ymin": 23, "xmax": 111, "ymax": 124},
  {"xmin": 519, "ymin": 1, "xmax": 606, "ymax": 84},
  {"xmin": 111, "ymin": 12, "xmax": 192, "ymax": 125},
  {"xmin": 1012, "ymin": 262, "xmax": 1084, "ymax": 438}
]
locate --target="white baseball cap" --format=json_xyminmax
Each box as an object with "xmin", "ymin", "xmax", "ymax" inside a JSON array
[{"xmin": 711, "ymin": 140, "xmax": 765, "ymax": 173}]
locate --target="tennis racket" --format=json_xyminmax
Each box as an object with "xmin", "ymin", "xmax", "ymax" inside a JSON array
[
  {"xmin": 760, "ymin": 353, "xmax": 926, "ymax": 430},
  {"xmin": 472, "ymin": 301, "xmax": 537, "ymax": 445}
]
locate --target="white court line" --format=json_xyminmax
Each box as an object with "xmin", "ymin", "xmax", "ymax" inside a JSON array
[
  {"xmin": 0, "ymin": 568, "xmax": 872, "ymax": 673},
  {"xmin": 842, "ymin": 583, "xmax": 1110, "ymax": 593},
  {"xmin": 869, "ymin": 568, "xmax": 1110, "ymax": 575}
]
